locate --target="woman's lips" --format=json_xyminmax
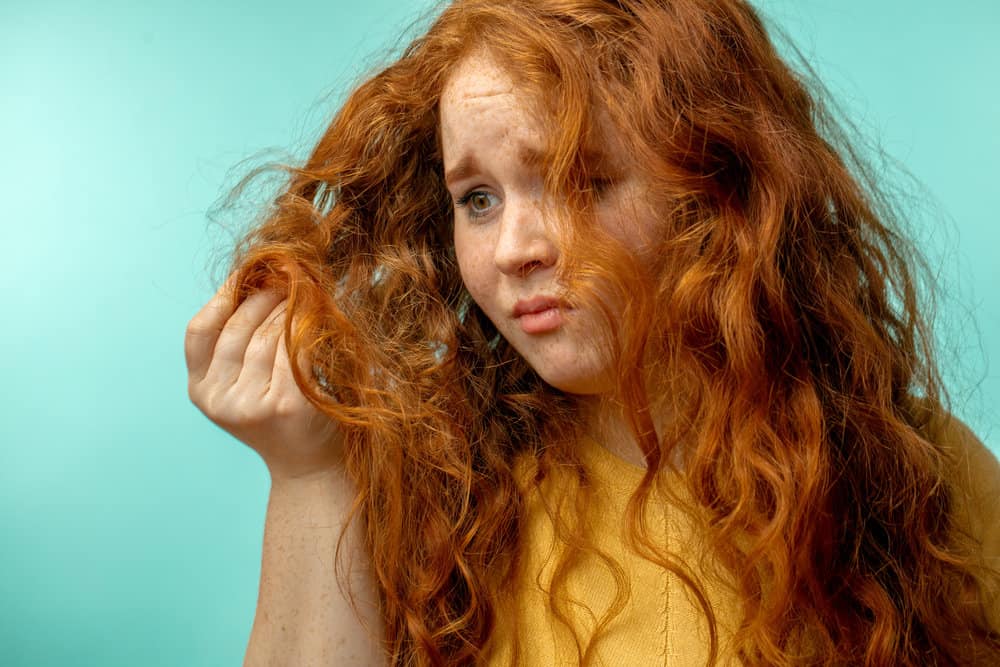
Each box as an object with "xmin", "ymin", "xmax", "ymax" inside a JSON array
[
  {"xmin": 518, "ymin": 306, "xmax": 564, "ymax": 334},
  {"xmin": 513, "ymin": 296, "xmax": 567, "ymax": 334}
]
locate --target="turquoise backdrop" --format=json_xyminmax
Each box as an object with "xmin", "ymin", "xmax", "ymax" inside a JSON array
[{"xmin": 1, "ymin": 1, "xmax": 996, "ymax": 664}]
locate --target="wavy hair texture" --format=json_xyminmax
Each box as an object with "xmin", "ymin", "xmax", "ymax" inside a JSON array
[{"xmin": 222, "ymin": 1, "xmax": 1000, "ymax": 664}]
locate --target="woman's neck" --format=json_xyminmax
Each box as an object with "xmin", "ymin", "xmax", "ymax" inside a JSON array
[{"xmin": 578, "ymin": 394, "xmax": 658, "ymax": 468}]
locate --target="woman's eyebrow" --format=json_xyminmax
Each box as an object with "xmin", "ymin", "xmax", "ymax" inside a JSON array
[
  {"xmin": 444, "ymin": 155, "xmax": 482, "ymax": 188},
  {"xmin": 517, "ymin": 145, "xmax": 545, "ymax": 169},
  {"xmin": 518, "ymin": 145, "xmax": 617, "ymax": 172},
  {"xmin": 581, "ymin": 147, "xmax": 619, "ymax": 171}
]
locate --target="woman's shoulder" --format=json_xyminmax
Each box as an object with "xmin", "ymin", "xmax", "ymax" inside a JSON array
[
  {"xmin": 926, "ymin": 410, "xmax": 998, "ymax": 579},
  {"xmin": 928, "ymin": 410, "xmax": 1000, "ymax": 513},
  {"xmin": 927, "ymin": 410, "xmax": 1000, "ymax": 631}
]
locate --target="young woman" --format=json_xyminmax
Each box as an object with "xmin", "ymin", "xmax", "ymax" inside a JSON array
[{"xmin": 185, "ymin": 1, "xmax": 1000, "ymax": 664}]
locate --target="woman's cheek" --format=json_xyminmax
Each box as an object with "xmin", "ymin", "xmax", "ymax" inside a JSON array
[{"xmin": 456, "ymin": 243, "xmax": 495, "ymax": 307}]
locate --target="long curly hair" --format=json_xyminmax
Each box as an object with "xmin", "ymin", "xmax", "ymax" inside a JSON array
[{"xmin": 222, "ymin": 0, "xmax": 1000, "ymax": 664}]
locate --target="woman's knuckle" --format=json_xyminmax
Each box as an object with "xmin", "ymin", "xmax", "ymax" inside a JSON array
[
  {"xmin": 187, "ymin": 381, "xmax": 205, "ymax": 407},
  {"xmin": 273, "ymin": 395, "xmax": 303, "ymax": 419},
  {"xmin": 232, "ymin": 392, "xmax": 268, "ymax": 424},
  {"xmin": 245, "ymin": 334, "xmax": 270, "ymax": 359},
  {"xmin": 184, "ymin": 314, "xmax": 211, "ymax": 340},
  {"xmin": 192, "ymin": 386, "xmax": 229, "ymax": 421}
]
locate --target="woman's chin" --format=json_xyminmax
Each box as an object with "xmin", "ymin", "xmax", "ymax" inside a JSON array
[{"xmin": 536, "ymin": 368, "xmax": 615, "ymax": 396}]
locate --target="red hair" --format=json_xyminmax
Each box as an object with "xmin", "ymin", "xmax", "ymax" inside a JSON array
[{"xmin": 222, "ymin": 1, "xmax": 1000, "ymax": 664}]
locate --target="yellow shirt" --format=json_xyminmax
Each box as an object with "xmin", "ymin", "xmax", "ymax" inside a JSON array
[{"xmin": 485, "ymin": 416, "xmax": 1000, "ymax": 666}]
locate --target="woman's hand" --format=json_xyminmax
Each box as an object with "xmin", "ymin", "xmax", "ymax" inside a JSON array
[
  {"xmin": 188, "ymin": 282, "xmax": 385, "ymax": 665},
  {"xmin": 185, "ymin": 278, "xmax": 343, "ymax": 481}
]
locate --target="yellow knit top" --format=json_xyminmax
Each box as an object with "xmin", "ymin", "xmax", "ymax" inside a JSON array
[{"xmin": 484, "ymin": 416, "xmax": 1000, "ymax": 666}]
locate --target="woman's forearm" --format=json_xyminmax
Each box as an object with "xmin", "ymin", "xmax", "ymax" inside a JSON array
[{"xmin": 244, "ymin": 468, "xmax": 386, "ymax": 666}]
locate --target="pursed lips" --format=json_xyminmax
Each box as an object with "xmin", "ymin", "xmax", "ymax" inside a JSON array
[
  {"xmin": 512, "ymin": 295, "xmax": 568, "ymax": 334},
  {"xmin": 512, "ymin": 295, "xmax": 565, "ymax": 317}
]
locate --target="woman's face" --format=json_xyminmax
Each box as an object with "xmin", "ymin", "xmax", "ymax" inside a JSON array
[{"xmin": 440, "ymin": 55, "xmax": 659, "ymax": 395}]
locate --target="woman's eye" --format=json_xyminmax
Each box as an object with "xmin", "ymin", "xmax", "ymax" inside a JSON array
[{"xmin": 456, "ymin": 190, "xmax": 500, "ymax": 219}]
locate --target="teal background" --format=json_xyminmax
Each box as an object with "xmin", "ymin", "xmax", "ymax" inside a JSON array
[{"xmin": 1, "ymin": 1, "xmax": 996, "ymax": 664}]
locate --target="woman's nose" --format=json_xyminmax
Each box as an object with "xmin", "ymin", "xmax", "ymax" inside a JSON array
[{"xmin": 493, "ymin": 196, "xmax": 558, "ymax": 277}]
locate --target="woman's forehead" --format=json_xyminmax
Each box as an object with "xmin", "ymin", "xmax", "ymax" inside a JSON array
[
  {"xmin": 441, "ymin": 53, "xmax": 515, "ymax": 98},
  {"xmin": 440, "ymin": 55, "xmax": 629, "ymax": 171}
]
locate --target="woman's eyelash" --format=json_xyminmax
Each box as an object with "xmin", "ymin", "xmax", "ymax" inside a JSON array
[
  {"xmin": 455, "ymin": 190, "xmax": 499, "ymax": 219},
  {"xmin": 453, "ymin": 178, "xmax": 614, "ymax": 219}
]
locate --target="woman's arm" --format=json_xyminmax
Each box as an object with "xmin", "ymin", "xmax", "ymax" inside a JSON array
[
  {"xmin": 185, "ymin": 278, "xmax": 386, "ymax": 665},
  {"xmin": 246, "ymin": 468, "xmax": 385, "ymax": 666}
]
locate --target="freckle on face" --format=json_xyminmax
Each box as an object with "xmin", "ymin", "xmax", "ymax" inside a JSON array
[{"xmin": 440, "ymin": 55, "xmax": 658, "ymax": 395}]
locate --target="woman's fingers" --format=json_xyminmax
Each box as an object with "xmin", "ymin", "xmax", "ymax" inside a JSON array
[
  {"xmin": 186, "ymin": 278, "xmax": 343, "ymax": 477},
  {"xmin": 184, "ymin": 276, "xmax": 238, "ymax": 383},
  {"xmin": 237, "ymin": 298, "xmax": 289, "ymax": 391},
  {"xmin": 270, "ymin": 310, "xmax": 317, "ymax": 397},
  {"xmin": 205, "ymin": 289, "xmax": 286, "ymax": 388},
  {"xmin": 270, "ymin": 327, "xmax": 299, "ymax": 398}
]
